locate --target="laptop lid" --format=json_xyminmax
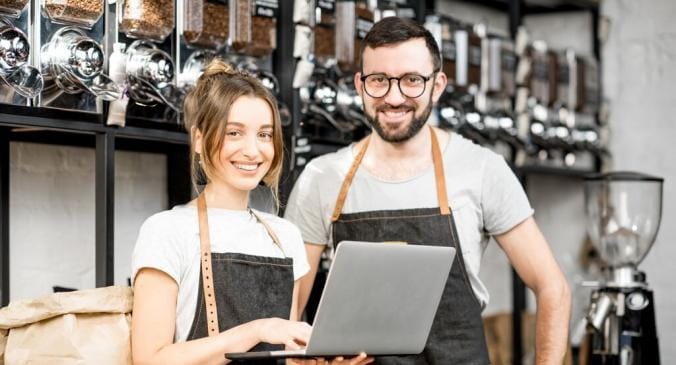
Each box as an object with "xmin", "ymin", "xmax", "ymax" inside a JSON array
[
  {"xmin": 305, "ymin": 241, "xmax": 455, "ymax": 356},
  {"xmin": 225, "ymin": 241, "xmax": 455, "ymax": 360}
]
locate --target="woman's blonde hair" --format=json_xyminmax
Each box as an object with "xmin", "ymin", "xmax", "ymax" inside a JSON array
[{"xmin": 183, "ymin": 59, "xmax": 284, "ymax": 207}]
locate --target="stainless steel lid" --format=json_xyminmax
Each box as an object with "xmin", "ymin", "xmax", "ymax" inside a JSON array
[
  {"xmin": 126, "ymin": 40, "xmax": 181, "ymax": 110},
  {"xmin": 126, "ymin": 40, "xmax": 174, "ymax": 89},
  {"xmin": 0, "ymin": 26, "xmax": 29, "ymax": 70},
  {"xmin": 0, "ymin": 19, "xmax": 42, "ymax": 98},
  {"xmin": 41, "ymin": 27, "xmax": 120, "ymax": 100}
]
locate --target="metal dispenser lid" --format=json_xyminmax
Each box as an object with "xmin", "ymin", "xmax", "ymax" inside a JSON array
[
  {"xmin": 4, "ymin": 64, "xmax": 43, "ymax": 98},
  {"xmin": 68, "ymin": 37, "xmax": 104, "ymax": 79},
  {"xmin": 145, "ymin": 51, "xmax": 174, "ymax": 88},
  {"xmin": 126, "ymin": 40, "xmax": 181, "ymax": 110},
  {"xmin": 42, "ymin": 27, "xmax": 120, "ymax": 100},
  {"xmin": 0, "ymin": 25, "xmax": 29, "ymax": 70},
  {"xmin": 179, "ymin": 50, "xmax": 213, "ymax": 88},
  {"xmin": 0, "ymin": 19, "xmax": 43, "ymax": 97}
]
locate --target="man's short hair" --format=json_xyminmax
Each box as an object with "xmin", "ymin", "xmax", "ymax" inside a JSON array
[{"xmin": 361, "ymin": 16, "xmax": 442, "ymax": 72}]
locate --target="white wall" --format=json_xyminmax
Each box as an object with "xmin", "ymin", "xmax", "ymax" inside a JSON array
[
  {"xmin": 601, "ymin": 0, "xmax": 676, "ymax": 350},
  {"xmin": 8, "ymin": 142, "xmax": 166, "ymax": 300}
]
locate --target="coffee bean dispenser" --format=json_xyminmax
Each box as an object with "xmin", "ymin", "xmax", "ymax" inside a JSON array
[
  {"xmin": 176, "ymin": 0, "xmax": 226, "ymax": 119},
  {"xmin": 313, "ymin": 0, "xmax": 336, "ymax": 67},
  {"xmin": 118, "ymin": 0, "xmax": 174, "ymax": 43},
  {"xmin": 0, "ymin": 6, "xmax": 43, "ymax": 106},
  {"xmin": 111, "ymin": 0, "xmax": 180, "ymax": 125},
  {"xmin": 122, "ymin": 40, "xmax": 183, "ymax": 123},
  {"xmin": 555, "ymin": 49, "xmax": 575, "ymax": 112},
  {"xmin": 34, "ymin": 0, "xmax": 120, "ymax": 113},
  {"xmin": 575, "ymin": 55, "xmax": 600, "ymax": 116},
  {"xmin": 335, "ymin": 0, "xmax": 374, "ymax": 72},
  {"xmin": 484, "ymin": 35, "xmax": 516, "ymax": 101},
  {"xmin": 569, "ymin": 54, "xmax": 603, "ymax": 170},
  {"xmin": 528, "ymin": 41, "xmax": 558, "ymax": 108},
  {"xmin": 435, "ymin": 15, "xmax": 461, "ymax": 91},
  {"xmin": 231, "ymin": 0, "xmax": 279, "ymax": 58}
]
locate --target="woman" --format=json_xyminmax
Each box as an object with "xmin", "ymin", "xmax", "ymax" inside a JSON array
[{"xmin": 131, "ymin": 60, "xmax": 371, "ymax": 365}]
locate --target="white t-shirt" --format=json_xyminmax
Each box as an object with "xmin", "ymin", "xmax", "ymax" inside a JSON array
[
  {"xmin": 131, "ymin": 205, "xmax": 310, "ymax": 342},
  {"xmin": 284, "ymin": 131, "xmax": 533, "ymax": 309}
]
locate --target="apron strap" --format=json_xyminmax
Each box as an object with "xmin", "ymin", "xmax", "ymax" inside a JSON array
[
  {"xmin": 331, "ymin": 126, "xmax": 451, "ymax": 222},
  {"xmin": 331, "ymin": 135, "xmax": 371, "ymax": 222},
  {"xmin": 197, "ymin": 193, "xmax": 220, "ymax": 337},
  {"xmin": 250, "ymin": 209, "xmax": 287, "ymax": 257},
  {"xmin": 430, "ymin": 127, "xmax": 451, "ymax": 216}
]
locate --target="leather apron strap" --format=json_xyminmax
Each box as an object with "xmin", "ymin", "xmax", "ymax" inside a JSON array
[
  {"xmin": 196, "ymin": 193, "xmax": 285, "ymax": 337},
  {"xmin": 430, "ymin": 128, "xmax": 451, "ymax": 216},
  {"xmin": 331, "ymin": 126, "xmax": 450, "ymax": 222},
  {"xmin": 250, "ymin": 209, "xmax": 286, "ymax": 257},
  {"xmin": 197, "ymin": 193, "xmax": 219, "ymax": 337}
]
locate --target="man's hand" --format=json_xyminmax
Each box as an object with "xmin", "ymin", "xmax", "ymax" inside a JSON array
[{"xmin": 288, "ymin": 352, "xmax": 374, "ymax": 365}]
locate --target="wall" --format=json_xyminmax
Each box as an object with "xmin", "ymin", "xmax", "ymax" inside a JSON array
[
  {"xmin": 8, "ymin": 142, "xmax": 167, "ymax": 300},
  {"xmin": 601, "ymin": 0, "xmax": 676, "ymax": 351}
]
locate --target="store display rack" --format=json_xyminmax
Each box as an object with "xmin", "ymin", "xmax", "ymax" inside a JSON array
[{"xmin": 459, "ymin": 1, "xmax": 602, "ymax": 363}]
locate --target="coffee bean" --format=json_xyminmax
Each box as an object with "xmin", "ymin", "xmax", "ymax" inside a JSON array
[
  {"xmin": 120, "ymin": 0, "xmax": 174, "ymax": 42},
  {"xmin": 231, "ymin": 0, "xmax": 276, "ymax": 57},
  {"xmin": 184, "ymin": 2, "xmax": 228, "ymax": 49},
  {"xmin": 0, "ymin": 0, "xmax": 29, "ymax": 15},
  {"xmin": 44, "ymin": 0, "xmax": 103, "ymax": 27},
  {"xmin": 314, "ymin": 24, "xmax": 335, "ymax": 60}
]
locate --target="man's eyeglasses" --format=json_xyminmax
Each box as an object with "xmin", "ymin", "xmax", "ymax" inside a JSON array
[{"xmin": 360, "ymin": 72, "xmax": 438, "ymax": 99}]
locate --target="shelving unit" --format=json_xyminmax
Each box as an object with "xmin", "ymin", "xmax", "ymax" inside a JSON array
[
  {"xmin": 0, "ymin": 107, "xmax": 191, "ymax": 306},
  {"xmin": 443, "ymin": 1, "xmax": 601, "ymax": 363}
]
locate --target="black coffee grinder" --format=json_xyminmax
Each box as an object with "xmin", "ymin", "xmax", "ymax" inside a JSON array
[{"xmin": 584, "ymin": 172, "xmax": 662, "ymax": 365}]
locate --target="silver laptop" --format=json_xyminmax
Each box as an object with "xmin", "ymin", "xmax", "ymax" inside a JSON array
[{"xmin": 225, "ymin": 241, "xmax": 455, "ymax": 361}]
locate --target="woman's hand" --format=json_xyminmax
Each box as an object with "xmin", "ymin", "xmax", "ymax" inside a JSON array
[
  {"xmin": 255, "ymin": 318, "xmax": 313, "ymax": 349},
  {"xmin": 288, "ymin": 352, "xmax": 374, "ymax": 365}
]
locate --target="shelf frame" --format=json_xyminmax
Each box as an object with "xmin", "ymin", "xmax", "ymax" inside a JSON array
[{"xmin": 0, "ymin": 107, "xmax": 190, "ymax": 304}]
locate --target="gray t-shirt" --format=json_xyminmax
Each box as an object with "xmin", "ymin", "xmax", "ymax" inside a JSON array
[{"xmin": 284, "ymin": 131, "xmax": 533, "ymax": 308}]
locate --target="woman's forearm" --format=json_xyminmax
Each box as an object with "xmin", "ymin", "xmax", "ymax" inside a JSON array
[{"xmin": 133, "ymin": 319, "xmax": 263, "ymax": 365}]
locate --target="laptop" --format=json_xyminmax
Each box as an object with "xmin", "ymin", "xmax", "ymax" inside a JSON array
[{"xmin": 225, "ymin": 241, "xmax": 455, "ymax": 361}]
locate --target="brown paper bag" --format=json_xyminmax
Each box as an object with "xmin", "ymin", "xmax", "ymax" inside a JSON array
[
  {"xmin": 1, "ymin": 329, "xmax": 7, "ymax": 365},
  {"xmin": 0, "ymin": 286, "xmax": 132, "ymax": 365}
]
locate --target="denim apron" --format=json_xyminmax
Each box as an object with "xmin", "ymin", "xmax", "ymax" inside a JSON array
[
  {"xmin": 187, "ymin": 193, "xmax": 294, "ymax": 365},
  {"xmin": 330, "ymin": 127, "xmax": 490, "ymax": 365}
]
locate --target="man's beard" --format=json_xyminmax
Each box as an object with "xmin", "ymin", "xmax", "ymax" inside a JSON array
[{"xmin": 365, "ymin": 94, "xmax": 434, "ymax": 143}]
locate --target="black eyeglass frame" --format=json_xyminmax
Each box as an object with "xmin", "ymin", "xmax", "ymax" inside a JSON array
[{"xmin": 359, "ymin": 71, "xmax": 439, "ymax": 99}]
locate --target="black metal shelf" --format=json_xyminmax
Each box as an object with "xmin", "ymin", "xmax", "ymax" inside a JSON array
[
  {"xmin": 0, "ymin": 105, "xmax": 189, "ymax": 146},
  {"xmin": 453, "ymin": 0, "xmax": 598, "ymax": 14},
  {"xmin": 0, "ymin": 106, "xmax": 191, "ymax": 306},
  {"xmin": 519, "ymin": 164, "xmax": 596, "ymax": 178}
]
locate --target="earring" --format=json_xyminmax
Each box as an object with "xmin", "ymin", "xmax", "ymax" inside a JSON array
[{"xmin": 196, "ymin": 155, "xmax": 208, "ymax": 185}]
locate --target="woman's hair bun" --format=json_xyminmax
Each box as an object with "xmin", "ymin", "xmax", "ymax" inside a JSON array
[{"xmin": 202, "ymin": 59, "xmax": 236, "ymax": 77}]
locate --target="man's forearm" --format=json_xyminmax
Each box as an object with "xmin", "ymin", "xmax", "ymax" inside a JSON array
[{"xmin": 534, "ymin": 282, "xmax": 572, "ymax": 365}]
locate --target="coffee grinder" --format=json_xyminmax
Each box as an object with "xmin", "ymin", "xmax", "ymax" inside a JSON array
[{"xmin": 584, "ymin": 172, "xmax": 662, "ymax": 365}]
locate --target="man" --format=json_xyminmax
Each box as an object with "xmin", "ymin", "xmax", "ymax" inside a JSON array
[{"xmin": 285, "ymin": 17, "xmax": 571, "ymax": 364}]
